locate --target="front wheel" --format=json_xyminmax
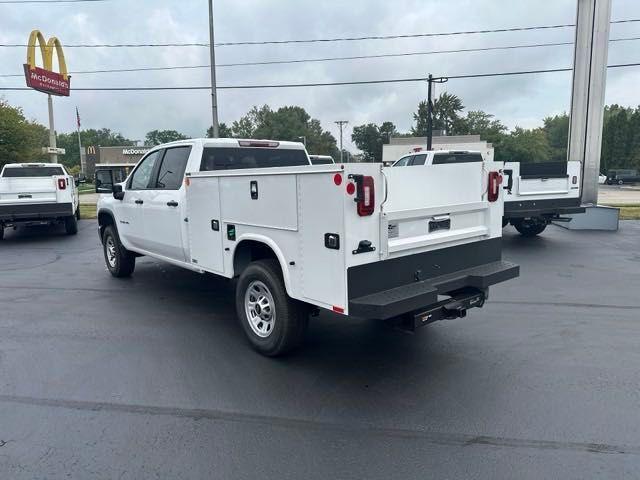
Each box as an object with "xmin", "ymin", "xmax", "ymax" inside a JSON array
[
  {"xmin": 235, "ymin": 259, "xmax": 308, "ymax": 356},
  {"xmin": 513, "ymin": 219, "xmax": 547, "ymax": 237},
  {"xmin": 102, "ymin": 225, "xmax": 135, "ymax": 277},
  {"xmin": 618, "ymin": 179, "xmax": 624, "ymax": 185}
]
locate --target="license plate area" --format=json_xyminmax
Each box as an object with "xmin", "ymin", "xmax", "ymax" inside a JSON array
[{"xmin": 429, "ymin": 216, "xmax": 451, "ymax": 233}]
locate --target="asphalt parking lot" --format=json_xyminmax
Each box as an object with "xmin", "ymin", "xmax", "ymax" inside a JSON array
[{"xmin": 1, "ymin": 220, "xmax": 639, "ymax": 479}]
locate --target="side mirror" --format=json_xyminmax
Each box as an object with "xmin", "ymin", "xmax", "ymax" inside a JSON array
[{"xmin": 113, "ymin": 184, "xmax": 125, "ymax": 200}]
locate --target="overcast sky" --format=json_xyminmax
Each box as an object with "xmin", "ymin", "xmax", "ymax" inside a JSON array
[{"xmin": 1, "ymin": 0, "xmax": 639, "ymax": 151}]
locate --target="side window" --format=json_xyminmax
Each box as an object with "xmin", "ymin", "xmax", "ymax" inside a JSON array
[
  {"xmin": 410, "ymin": 154, "xmax": 427, "ymax": 166},
  {"xmin": 393, "ymin": 156, "xmax": 412, "ymax": 167},
  {"xmin": 154, "ymin": 146, "xmax": 192, "ymax": 190},
  {"xmin": 129, "ymin": 150, "xmax": 162, "ymax": 190}
]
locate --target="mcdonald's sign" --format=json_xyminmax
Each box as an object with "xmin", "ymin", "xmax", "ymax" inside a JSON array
[
  {"xmin": 87, "ymin": 146, "xmax": 97, "ymax": 155},
  {"xmin": 23, "ymin": 30, "xmax": 70, "ymax": 96}
]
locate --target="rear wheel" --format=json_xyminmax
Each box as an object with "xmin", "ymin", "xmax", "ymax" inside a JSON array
[
  {"xmin": 64, "ymin": 214, "xmax": 78, "ymax": 235},
  {"xmin": 513, "ymin": 219, "xmax": 547, "ymax": 237},
  {"xmin": 76, "ymin": 206, "xmax": 81, "ymax": 220},
  {"xmin": 235, "ymin": 259, "xmax": 308, "ymax": 356},
  {"xmin": 102, "ymin": 225, "xmax": 135, "ymax": 277}
]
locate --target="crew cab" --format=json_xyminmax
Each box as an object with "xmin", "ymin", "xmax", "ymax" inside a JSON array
[
  {"xmin": 392, "ymin": 150, "xmax": 585, "ymax": 237},
  {"xmin": 502, "ymin": 161, "xmax": 584, "ymax": 236},
  {"xmin": 0, "ymin": 163, "xmax": 79, "ymax": 239},
  {"xmin": 97, "ymin": 139, "xmax": 518, "ymax": 356}
]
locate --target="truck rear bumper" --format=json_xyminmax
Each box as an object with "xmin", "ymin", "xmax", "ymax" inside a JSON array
[
  {"xmin": 504, "ymin": 197, "xmax": 585, "ymax": 218},
  {"xmin": 0, "ymin": 202, "xmax": 73, "ymax": 223},
  {"xmin": 347, "ymin": 238, "xmax": 519, "ymax": 321}
]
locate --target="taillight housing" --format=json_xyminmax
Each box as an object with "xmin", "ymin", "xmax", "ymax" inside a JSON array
[
  {"xmin": 352, "ymin": 175, "xmax": 375, "ymax": 216},
  {"xmin": 488, "ymin": 171, "xmax": 502, "ymax": 203},
  {"xmin": 57, "ymin": 178, "xmax": 66, "ymax": 190}
]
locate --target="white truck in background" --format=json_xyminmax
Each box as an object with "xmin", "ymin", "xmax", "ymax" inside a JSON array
[
  {"xmin": 502, "ymin": 161, "xmax": 584, "ymax": 236},
  {"xmin": 391, "ymin": 150, "xmax": 584, "ymax": 237},
  {"xmin": 0, "ymin": 163, "xmax": 79, "ymax": 240},
  {"xmin": 97, "ymin": 138, "xmax": 518, "ymax": 356}
]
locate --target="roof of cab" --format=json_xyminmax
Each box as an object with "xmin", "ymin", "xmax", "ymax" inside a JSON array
[
  {"xmin": 3, "ymin": 162, "xmax": 65, "ymax": 168},
  {"xmin": 149, "ymin": 138, "xmax": 306, "ymax": 150}
]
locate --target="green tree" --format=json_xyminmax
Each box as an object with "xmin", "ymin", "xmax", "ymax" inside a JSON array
[
  {"xmin": 206, "ymin": 122, "xmax": 233, "ymax": 138},
  {"xmin": 500, "ymin": 127, "xmax": 551, "ymax": 163},
  {"xmin": 411, "ymin": 93, "xmax": 465, "ymax": 136},
  {"xmin": 351, "ymin": 121, "xmax": 398, "ymax": 162},
  {"xmin": 57, "ymin": 128, "xmax": 135, "ymax": 168},
  {"xmin": 542, "ymin": 114, "xmax": 569, "ymax": 162},
  {"xmin": 0, "ymin": 99, "xmax": 49, "ymax": 169},
  {"xmin": 144, "ymin": 129, "xmax": 189, "ymax": 146}
]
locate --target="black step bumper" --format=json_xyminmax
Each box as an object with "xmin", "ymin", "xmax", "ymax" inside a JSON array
[
  {"xmin": 0, "ymin": 202, "xmax": 73, "ymax": 222},
  {"xmin": 504, "ymin": 197, "xmax": 585, "ymax": 218},
  {"xmin": 347, "ymin": 238, "xmax": 519, "ymax": 321}
]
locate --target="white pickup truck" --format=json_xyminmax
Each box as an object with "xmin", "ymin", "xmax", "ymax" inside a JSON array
[
  {"xmin": 0, "ymin": 163, "xmax": 79, "ymax": 239},
  {"xmin": 97, "ymin": 138, "xmax": 518, "ymax": 356},
  {"xmin": 392, "ymin": 150, "xmax": 585, "ymax": 237},
  {"xmin": 502, "ymin": 161, "xmax": 584, "ymax": 236}
]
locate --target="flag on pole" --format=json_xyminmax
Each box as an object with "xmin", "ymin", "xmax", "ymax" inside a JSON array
[{"xmin": 76, "ymin": 106, "xmax": 81, "ymax": 129}]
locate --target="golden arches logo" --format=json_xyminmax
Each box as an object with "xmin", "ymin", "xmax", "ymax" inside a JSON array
[
  {"xmin": 23, "ymin": 29, "xmax": 71, "ymax": 96},
  {"xmin": 87, "ymin": 146, "xmax": 97, "ymax": 155}
]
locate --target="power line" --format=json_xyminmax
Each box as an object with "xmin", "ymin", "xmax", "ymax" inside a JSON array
[
  {"xmin": 1, "ymin": 62, "xmax": 638, "ymax": 92},
  {"xmin": 0, "ymin": 18, "xmax": 638, "ymax": 48},
  {"xmin": 2, "ymin": 35, "xmax": 639, "ymax": 78},
  {"xmin": 0, "ymin": 0, "xmax": 107, "ymax": 3}
]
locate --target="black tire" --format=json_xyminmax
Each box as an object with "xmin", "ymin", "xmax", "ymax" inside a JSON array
[
  {"xmin": 618, "ymin": 179, "xmax": 624, "ymax": 185},
  {"xmin": 76, "ymin": 206, "xmax": 81, "ymax": 220},
  {"xmin": 513, "ymin": 219, "xmax": 547, "ymax": 237},
  {"xmin": 64, "ymin": 214, "xmax": 78, "ymax": 235},
  {"xmin": 102, "ymin": 225, "xmax": 135, "ymax": 277},
  {"xmin": 0, "ymin": 225, "xmax": 4, "ymax": 241},
  {"xmin": 502, "ymin": 217, "xmax": 509, "ymax": 228},
  {"xmin": 235, "ymin": 259, "xmax": 309, "ymax": 356}
]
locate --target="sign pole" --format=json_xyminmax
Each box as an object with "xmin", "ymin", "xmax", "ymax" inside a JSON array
[
  {"xmin": 47, "ymin": 94, "xmax": 58, "ymax": 163},
  {"xmin": 208, "ymin": 0, "xmax": 219, "ymax": 138}
]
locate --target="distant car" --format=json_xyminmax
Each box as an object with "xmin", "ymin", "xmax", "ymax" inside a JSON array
[
  {"xmin": 308, "ymin": 154, "xmax": 335, "ymax": 165},
  {"xmin": 598, "ymin": 174, "xmax": 607, "ymax": 184},
  {"xmin": 606, "ymin": 169, "xmax": 640, "ymax": 185}
]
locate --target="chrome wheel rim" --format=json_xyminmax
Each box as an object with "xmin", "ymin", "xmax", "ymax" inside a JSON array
[
  {"xmin": 244, "ymin": 280, "xmax": 275, "ymax": 338},
  {"xmin": 105, "ymin": 236, "xmax": 117, "ymax": 268}
]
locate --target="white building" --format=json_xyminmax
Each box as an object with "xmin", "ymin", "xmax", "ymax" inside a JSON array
[{"xmin": 382, "ymin": 135, "xmax": 494, "ymax": 164}]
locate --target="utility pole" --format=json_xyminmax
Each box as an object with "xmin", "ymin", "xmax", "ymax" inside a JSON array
[
  {"xmin": 335, "ymin": 120, "xmax": 348, "ymax": 163},
  {"xmin": 208, "ymin": 0, "xmax": 219, "ymax": 137},
  {"xmin": 426, "ymin": 74, "xmax": 448, "ymax": 150},
  {"xmin": 47, "ymin": 94, "xmax": 57, "ymax": 162}
]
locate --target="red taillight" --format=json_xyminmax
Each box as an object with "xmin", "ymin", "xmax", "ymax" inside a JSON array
[
  {"xmin": 355, "ymin": 175, "xmax": 375, "ymax": 216},
  {"xmin": 57, "ymin": 178, "xmax": 66, "ymax": 190},
  {"xmin": 572, "ymin": 175, "xmax": 578, "ymax": 185},
  {"xmin": 488, "ymin": 171, "xmax": 501, "ymax": 203}
]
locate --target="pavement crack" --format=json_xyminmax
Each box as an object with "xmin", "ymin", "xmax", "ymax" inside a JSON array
[{"xmin": 0, "ymin": 394, "xmax": 638, "ymax": 456}]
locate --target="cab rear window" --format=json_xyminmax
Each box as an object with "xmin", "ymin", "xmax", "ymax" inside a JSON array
[
  {"xmin": 432, "ymin": 153, "xmax": 483, "ymax": 165},
  {"xmin": 200, "ymin": 147, "xmax": 309, "ymax": 171},
  {"xmin": 2, "ymin": 166, "xmax": 65, "ymax": 177}
]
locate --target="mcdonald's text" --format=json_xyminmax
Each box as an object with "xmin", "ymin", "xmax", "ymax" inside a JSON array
[{"xmin": 23, "ymin": 64, "xmax": 70, "ymax": 96}]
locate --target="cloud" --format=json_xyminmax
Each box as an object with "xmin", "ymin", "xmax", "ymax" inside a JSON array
[{"xmin": 1, "ymin": 0, "xmax": 639, "ymax": 152}]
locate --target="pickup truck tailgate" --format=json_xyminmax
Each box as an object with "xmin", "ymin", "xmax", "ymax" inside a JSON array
[
  {"xmin": 0, "ymin": 177, "xmax": 58, "ymax": 204},
  {"xmin": 381, "ymin": 163, "xmax": 492, "ymax": 255}
]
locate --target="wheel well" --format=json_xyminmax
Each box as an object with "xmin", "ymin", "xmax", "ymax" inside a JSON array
[
  {"xmin": 98, "ymin": 210, "xmax": 115, "ymax": 240},
  {"xmin": 233, "ymin": 240, "xmax": 281, "ymax": 278}
]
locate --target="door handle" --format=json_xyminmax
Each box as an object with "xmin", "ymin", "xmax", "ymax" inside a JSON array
[
  {"xmin": 135, "ymin": 199, "xmax": 144, "ymax": 205},
  {"xmin": 167, "ymin": 201, "xmax": 179, "ymax": 207}
]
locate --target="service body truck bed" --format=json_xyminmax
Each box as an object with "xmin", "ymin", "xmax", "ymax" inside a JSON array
[
  {"xmin": 502, "ymin": 161, "xmax": 585, "ymax": 236},
  {"xmin": 97, "ymin": 139, "xmax": 518, "ymax": 356},
  {"xmin": 0, "ymin": 163, "xmax": 79, "ymax": 239}
]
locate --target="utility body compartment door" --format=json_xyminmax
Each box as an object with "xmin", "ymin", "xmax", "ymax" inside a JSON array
[
  {"xmin": 380, "ymin": 162, "xmax": 496, "ymax": 256},
  {"xmin": 186, "ymin": 176, "xmax": 224, "ymax": 273}
]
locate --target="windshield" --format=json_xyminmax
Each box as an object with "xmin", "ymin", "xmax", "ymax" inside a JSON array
[
  {"xmin": 200, "ymin": 147, "xmax": 310, "ymax": 171},
  {"xmin": 2, "ymin": 166, "xmax": 65, "ymax": 177}
]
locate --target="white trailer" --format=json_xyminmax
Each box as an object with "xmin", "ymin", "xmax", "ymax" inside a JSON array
[{"xmin": 97, "ymin": 139, "xmax": 518, "ymax": 356}]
